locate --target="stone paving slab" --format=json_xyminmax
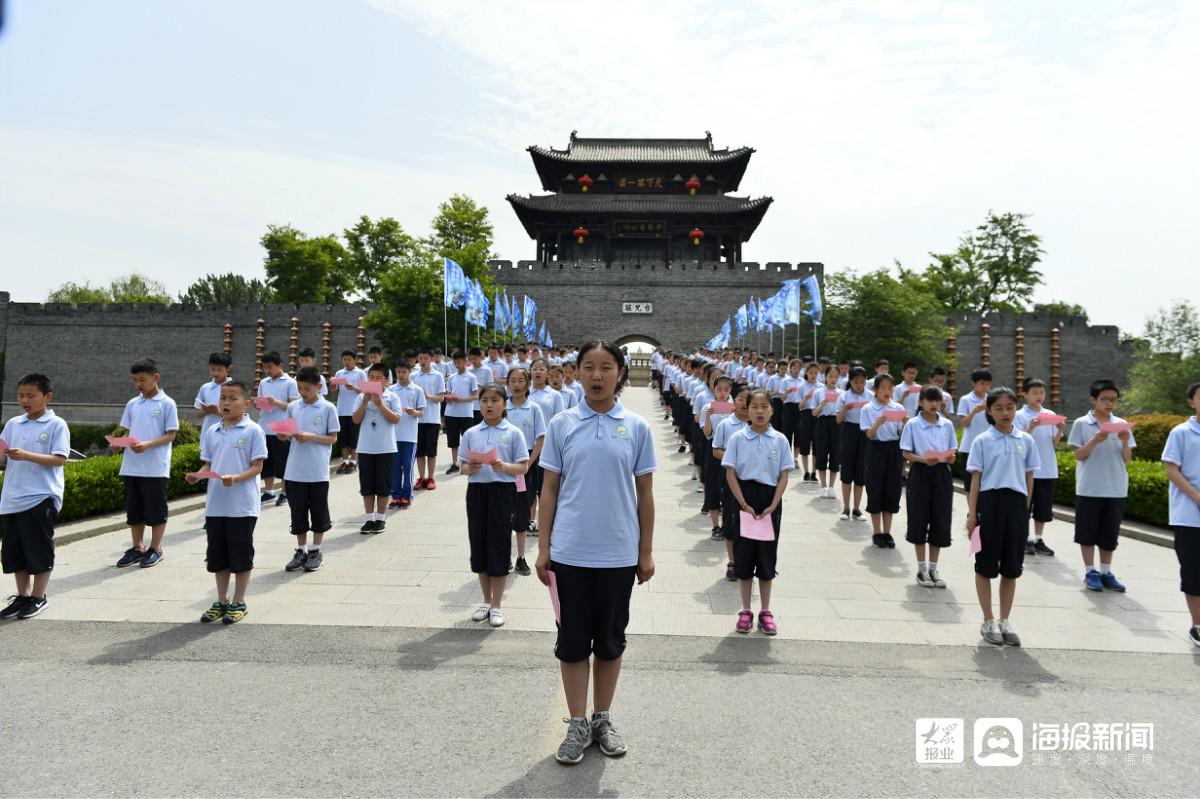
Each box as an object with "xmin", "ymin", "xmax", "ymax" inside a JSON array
[{"xmin": 30, "ymin": 386, "xmax": 1196, "ymax": 653}]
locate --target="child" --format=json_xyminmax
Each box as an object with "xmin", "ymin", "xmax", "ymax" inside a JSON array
[
  {"xmin": 297, "ymin": 348, "xmax": 328, "ymax": 396},
  {"xmin": 193, "ymin": 352, "xmax": 231, "ymax": 435},
  {"xmin": 188, "ymin": 380, "xmax": 268, "ymax": 624},
  {"xmin": 929, "ymin": 366, "xmax": 955, "ymax": 422},
  {"xmin": 443, "ymin": 350, "xmax": 480, "ymax": 474},
  {"xmin": 1068, "ymin": 379, "xmax": 1135, "ymax": 592},
  {"xmin": 780, "ymin": 359, "xmax": 803, "ymax": 452},
  {"xmin": 412, "ymin": 348, "xmax": 446, "ymax": 490},
  {"xmin": 794, "ymin": 363, "xmax": 821, "ymax": 483},
  {"xmin": 114, "ymin": 359, "xmax": 179, "ymax": 568},
  {"xmin": 1015, "ymin": 378, "xmax": 1063, "ymax": 556},
  {"xmin": 256, "ymin": 351, "xmax": 299, "ymax": 507},
  {"xmin": 701, "ymin": 375, "xmax": 734, "ymax": 537},
  {"xmin": 713, "ymin": 387, "xmax": 750, "ymax": 580},
  {"xmin": 467, "ymin": 347, "xmax": 494, "ymax": 424},
  {"xmin": 0, "ymin": 373, "xmax": 69, "ymax": 620},
  {"xmin": 563, "ymin": 361, "xmax": 585, "ymax": 404},
  {"xmin": 722, "ymin": 389, "xmax": 795, "ymax": 635},
  {"xmin": 332, "ymin": 350, "xmax": 367, "ymax": 474},
  {"xmin": 900, "ymin": 386, "xmax": 958, "ymax": 588},
  {"xmin": 898, "ymin": 362, "xmax": 922, "ymax": 418},
  {"xmin": 866, "ymin": 358, "xmax": 890, "ymax": 392},
  {"xmin": 461, "ymin": 383, "xmax": 530, "ymax": 628},
  {"xmin": 809, "ymin": 365, "xmax": 842, "ymax": 498},
  {"xmin": 352, "ymin": 363, "xmax": 402, "ymax": 534},
  {"xmin": 485, "ymin": 344, "xmax": 509, "ymax": 382},
  {"xmin": 506, "ymin": 366, "xmax": 546, "ymax": 573},
  {"xmin": 527, "ymin": 358, "xmax": 564, "ymax": 531},
  {"xmin": 367, "ymin": 346, "xmax": 392, "ymax": 383},
  {"xmin": 861, "ymin": 373, "xmax": 906, "ymax": 548},
  {"xmin": 956, "ymin": 369, "xmax": 993, "ymax": 492},
  {"xmin": 387, "ymin": 359, "xmax": 426, "ymax": 509},
  {"xmin": 966, "ymin": 387, "xmax": 1040, "ymax": 646},
  {"xmin": 279, "ymin": 367, "xmax": 339, "ymax": 572},
  {"xmin": 549, "ymin": 364, "xmax": 578, "ymax": 410},
  {"xmin": 1161, "ymin": 381, "xmax": 1200, "ymax": 647}
]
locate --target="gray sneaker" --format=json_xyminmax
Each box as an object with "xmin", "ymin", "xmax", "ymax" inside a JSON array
[
  {"xmin": 591, "ymin": 714, "xmax": 627, "ymax": 757},
  {"xmin": 999, "ymin": 619, "xmax": 1021, "ymax": 647},
  {"xmin": 981, "ymin": 619, "xmax": 1004, "ymax": 646},
  {"xmin": 916, "ymin": 570, "xmax": 934, "ymax": 588},
  {"xmin": 555, "ymin": 718, "xmax": 592, "ymax": 765},
  {"xmin": 285, "ymin": 548, "xmax": 307, "ymax": 572},
  {"xmin": 303, "ymin": 550, "xmax": 323, "ymax": 572},
  {"xmin": 929, "ymin": 566, "xmax": 946, "ymax": 588}
]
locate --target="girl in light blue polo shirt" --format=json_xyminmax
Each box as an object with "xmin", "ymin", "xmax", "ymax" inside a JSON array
[
  {"xmin": 861, "ymin": 373, "xmax": 907, "ymax": 548},
  {"xmin": 1161, "ymin": 380, "xmax": 1200, "ymax": 647},
  {"xmin": 505, "ymin": 366, "xmax": 546, "ymax": 574},
  {"xmin": 836, "ymin": 366, "xmax": 872, "ymax": 521}
]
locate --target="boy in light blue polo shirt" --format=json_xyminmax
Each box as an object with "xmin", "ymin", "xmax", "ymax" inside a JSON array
[
  {"xmin": 387, "ymin": 359, "xmax": 427, "ymax": 510},
  {"xmin": 1161, "ymin": 380, "xmax": 1200, "ymax": 647},
  {"xmin": 281, "ymin": 367, "xmax": 340, "ymax": 573},
  {"xmin": 193, "ymin": 352, "xmax": 232, "ymax": 435},
  {"xmin": 0, "ymin": 373, "xmax": 70, "ymax": 621},
  {"xmin": 956, "ymin": 369, "xmax": 993, "ymax": 492},
  {"xmin": 190, "ymin": 380, "xmax": 267, "ymax": 624},
  {"xmin": 256, "ymin": 351, "xmax": 300, "ymax": 505},
  {"xmin": 332, "ymin": 350, "xmax": 367, "ymax": 474}
]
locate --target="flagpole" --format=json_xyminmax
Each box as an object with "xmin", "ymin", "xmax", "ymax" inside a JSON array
[{"xmin": 443, "ymin": 261, "xmax": 449, "ymax": 355}]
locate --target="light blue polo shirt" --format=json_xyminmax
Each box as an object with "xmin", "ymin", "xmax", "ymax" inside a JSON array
[
  {"xmin": 1015, "ymin": 405, "xmax": 1061, "ymax": 479},
  {"xmin": 200, "ymin": 418, "xmax": 268, "ymax": 517},
  {"xmin": 559, "ymin": 387, "xmax": 578, "ymax": 410},
  {"xmin": 485, "ymin": 358, "xmax": 509, "ymax": 381},
  {"xmin": 257, "ymin": 374, "xmax": 300, "ymax": 435},
  {"xmin": 118, "ymin": 390, "xmax": 180, "ymax": 478},
  {"xmin": 966, "ymin": 426, "xmax": 1040, "ymax": 495},
  {"xmin": 713, "ymin": 416, "xmax": 748, "ymax": 450},
  {"xmin": 194, "ymin": 379, "xmax": 231, "ymax": 434},
  {"xmin": 807, "ymin": 386, "xmax": 841, "ymax": 417},
  {"xmin": 0, "ymin": 410, "xmax": 70, "ymax": 514},
  {"xmin": 459, "ymin": 419, "xmax": 528, "ymax": 484},
  {"xmin": 469, "ymin": 364, "xmax": 494, "ymax": 411},
  {"xmin": 898, "ymin": 381, "xmax": 923, "ymax": 417},
  {"xmin": 721, "ymin": 427, "xmax": 796, "ymax": 486},
  {"xmin": 387, "ymin": 383, "xmax": 427, "ymax": 444},
  {"xmin": 333, "ymin": 367, "xmax": 368, "ymax": 416},
  {"xmin": 541, "ymin": 400, "xmax": 657, "ymax": 569},
  {"xmin": 506, "ymin": 398, "xmax": 546, "ymax": 452},
  {"xmin": 1067, "ymin": 412, "xmax": 1136, "ymax": 498},
  {"xmin": 445, "ymin": 371, "xmax": 478, "ymax": 419},
  {"xmin": 530, "ymin": 385, "xmax": 565, "ymax": 424},
  {"xmin": 899, "ymin": 414, "xmax": 957, "ymax": 456},
  {"xmin": 956, "ymin": 392, "xmax": 989, "ymax": 453},
  {"xmin": 412, "ymin": 368, "xmax": 446, "ymax": 425},
  {"xmin": 836, "ymin": 389, "xmax": 871, "ymax": 424},
  {"xmin": 859, "ymin": 400, "xmax": 906, "ymax": 442},
  {"xmin": 283, "ymin": 397, "xmax": 339, "ymax": 483},
  {"xmin": 353, "ymin": 392, "xmax": 403, "ymax": 454},
  {"xmin": 1162, "ymin": 418, "xmax": 1200, "ymax": 528}
]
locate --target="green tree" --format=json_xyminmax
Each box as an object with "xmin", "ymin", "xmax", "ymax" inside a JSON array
[
  {"xmin": 48, "ymin": 273, "xmax": 170, "ymax": 305},
  {"xmin": 1125, "ymin": 300, "xmax": 1200, "ymax": 414},
  {"xmin": 909, "ymin": 211, "xmax": 1045, "ymax": 314},
  {"xmin": 364, "ymin": 238, "xmax": 445, "ymax": 356},
  {"xmin": 178, "ymin": 273, "xmax": 272, "ymax": 306},
  {"xmin": 261, "ymin": 224, "xmax": 352, "ymax": 304},
  {"xmin": 1033, "ymin": 301, "xmax": 1089, "ymax": 321},
  {"xmin": 343, "ymin": 215, "xmax": 416, "ymax": 303},
  {"xmin": 47, "ymin": 281, "xmax": 112, "ymax": 304},
  {"xmin": 427, "ymin": 195, "xmax": 498, "ymax": 346}
]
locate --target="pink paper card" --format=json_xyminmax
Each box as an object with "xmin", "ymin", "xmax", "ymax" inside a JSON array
[
  {"xmin": 882, "ymin": 408, "xmax": 908, "ymax": 422},
  {"xmin": 267, "ymin": 418, "xmax": 300, "ymax": 436},
  {"xmin": 787, "ymin": 386, "xmax": 799, "ymax": 394},
  {"xmin": 1100, "ymin": 421, "xmax": 1134, "ymax": 434},
  {"xmin": 906, "ymin": 384, "xmax": 922, "ymax": 394},
  {"xmin": 253, "ymin": 395, "xmax": 275, "ymax": 411},
  {"xmin": 464, "ymin": 448, "xmax": 499, "ymax": 465},
  {"xmin": 548, "ymin": 571, "xmax": 562, "ymax": 624},
  {"xmin": 926, "ymin": 449, "xmax": 957, "ymax": 463},
  {"xmin": 0, "ymin": 437, "xmax": 8, "ymax": 453},
  {"xmin": 969, "ymin": 526, "xmax": 982, "ymax": 555},
  {"xmin": 516, "ymin": 474, "xmax": 527, "ymax": 493},
  {"xmin": 105, "ymin": 435, "xmax": 140, "ymax": 448},
  {"xmin": 329, "ymin": 376, "xmax": 349, "ymax": 386},
  {"xmin": 846, "ymin": 401, "xmax": 868, "ymax": 410},
  {"xmin": 1037, "ymin": 413, "xmax": 1067, "ymax": 425},
  {"xmin": 187, "ymin": 469, "xmax": 222, "ymax": 481},
  {"xmin": 739, "ymin": 510, "xmax": 776, "ymax": 542},
  {"xmin": 823, "ymin": 391, "xmax": 840, "ymax": 402},
  {"xmin": 358, "ymin": 380, "xmax": 385, "ymax": 396},
  {"xmin": 709, "ymin": 401, "xmax": 734, "ymax": 415}
]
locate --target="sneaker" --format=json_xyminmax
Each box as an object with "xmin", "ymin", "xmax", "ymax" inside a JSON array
[
  {"xmin": 445, "ymin": 464, "xmax": 459, "ymax": 475},
  {"xmin": 1, "ymin": 595, "xmax": 28, "ymax": 620},
  {"xmin": 514, "ymin": 557, "xmax": 531, "ymax": 576},
  {"xmin": 1084, "ymin": 569, "xmax": 1104, "ymax": 591},
  {"xmin": 1100, "ymin": 571, "xmax": 1127, "ymax": 592},
  {"xmin": 346, "ymin": 462, "xmax": 357, "ymax": 473},
  {"xmin": 883, "ymin": 533, "xmax": 896, "ymax": 549},
  {"xmin": 981, "ymin": 618, "xmax": 1004, "ymax": 646},
  {"xmin": 851, "ymin": 509, "xmax": 865, "ymax": 522},
  {"xmin": 200, "ymin": 601, "xmax": 227, "ymax": 623},
  {"xmin": 757, "ymin": 610, "xmax": 778, "ymax": 636},
  {"xmin": 285, "ymin": 548, "xmax": 307, "ymax": 572},
  {"xmin": 139, "ymin": 549, "xmax": 164, "ymax": 568},
  {"xmin": 488, "ymin": 608, "xmax": 505, "ymax": 627},
  {"xmin": 1034, "ymin": 540, "xmax": 1056, "ymax": 556},
  {"xmin": 275, "ymin": 493, "xmax": 288, "ymax": 507},
  {"xmin": 398, "ymin": 498, "xmax": 411, "ymax": 509},
  {"xmin": 360, "ymin": 520, "xmax": 376, "ymax": 534},
  {"xmin": 260, "ymin": 491, "xmax": 276, "ymax": 502},
  {"xmin": 998, "ymin": 619, "xmax": 1021, "ymax": 647},
  {"xmin": 591, "ymin": 714, "xmax": 627, "ymax": 757},
  {"xmin": 388, "ymin": 499, "xmax": 404, "ymax": 509},
  {"xmin": 839, "ymin": 509, "xmax": 851, "ymax": 521},
  {"xmin": 735, "ymin": 609, "xmax": 754, "ymax": 633},
  {"xmin": 471, "ymin": 604, "xmax": 491, "ymax": 622},
  {"xmin": 916, "ymin": 570, "xmax": 934, "ymax": 588},
  {"xmin": 222, "ymin": 602, "xmax": 248, "ymax": 624},
  {"xmin": 872, "ymin": 534, "xmax": 885, "ymax": 548},
  {"xmin": 303, "ymin": 550, "xmax": 323, "ymax": 571},
  {"xmin": 16, "ymin": 596, "xmax": 48, "ymax": 619},
  {"xmin": 424, "ymin": 478, "xmax": 437, "ymax": 491},
  {"xmin": 1025, "ymin": 540, "xmax": 1037, "ymax": 556},
  {"xmin": 929, "ymin": 566, "xmax": 946, "ymax": 588},
  {"xmin": 1190, "ymin": 626, "xmax": 1200, "ymax": 648},
  {"xmin": 710, "ymin": 526, "xmax": 724, "ymax": 541},
  {"xmin": 371, "ymin": 520, "xmax": 385, "ymax": 534},
  {"xmin": 694, "ymin": 484, "xmax": 704, "ymax": 493},
  {"xmin": 116, "ymin": 547, "xmax": 145, "ymax": 568},
  {"xmin": 807, "ymin": 473, "xmax": 819, "ymax": 483},
  {"xmin": 528, "ymin": 521, "xmax": 539, "ymax": 535},
  {"xmin": 725, "ymin": 562, "xmax": 736, "ymax": 582},
  {"xmin": 677, "ymin": 444, "xmax": 687, "ymax": 454},
  {"xmin": 413, "ymin": 477, "xmax": 427, "ymax": 490},
  {"xmin": 335, "ymin": 463, "xmax": 348, "ymax": 475},
  {"xmin": 555, "ymin": 718, "xmax": 592, "ymax": 765}
]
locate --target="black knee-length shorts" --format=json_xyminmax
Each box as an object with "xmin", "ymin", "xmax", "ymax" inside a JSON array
[{"xmin": 865, "ymin": 440, "xmax": 903, "ymax": 514}]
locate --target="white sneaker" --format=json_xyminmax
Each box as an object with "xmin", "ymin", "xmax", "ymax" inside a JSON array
[
  {"xmin": 489, "ymin": 607, "xmax": 506, "ymax": 627},
  {"xmin": 471, "ymin": 604, "xmax": 491, "ymax": 622},
  {"xmin": 981, "ymin": 618, "xmax": 1004, "ymax": 646},
  {"xmin": 929, "ymin": 567, "xmax": 946, "ymax": 588},
  {"xmin": 838, "ymin": 510, "xmax": 851, "ymax": 521}
]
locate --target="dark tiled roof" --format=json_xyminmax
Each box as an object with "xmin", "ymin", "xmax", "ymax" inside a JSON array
[
  {"xmin": 506, "ymin": 194, "xmax": 771, "ymax": 214},
  {"xmin": 529, "ymin": 132, "xmax": 753, "ymax": 164}
]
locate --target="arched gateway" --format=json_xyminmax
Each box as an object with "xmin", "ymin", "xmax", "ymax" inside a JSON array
[{"xmin": 492, "ymin": 132, "xmax": 823, "ymax": 352}]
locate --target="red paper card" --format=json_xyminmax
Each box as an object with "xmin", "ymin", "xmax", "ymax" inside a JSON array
[
  {"xmin": 516, "ymin": 474, "xmax": 527, "ymax": 493},
  {"xmin": 845, "ymin": 401, "xmax": 868, "ymax": 410},
  {"xmin": 253, "ymin": 395, "xmax": 275, "ymax": 410},
  {"xmin": 358, "ymin": 380, "xmax": 385, "ymax": 396},
  {"xmin": 709, "ymin": 401, "xmax": 734, "ymax": 415},
  {"xmin": 268, "ymin": 418, "xmax": 300, "ymax": 436},
  {"xmin": 0, "ymin": 437, "xmax": 8, "ymax": 453},
  {"xmin": 739, "ymin": 510, "xmax": 776, "ymax": 541},
  {"xmin": 105, "ymin": 435, "xmax": 140, "ymax": 448},
  {"xmin": 823, "ymin": 391, "xmax": 839, "ymax": 402},
  {"xmin": 926, "ymin": 449, "xmax": 957, "ymax": 462},
  {"xmin": 906, "ymin": 384, "xmax": 922, "ymax": 393}
]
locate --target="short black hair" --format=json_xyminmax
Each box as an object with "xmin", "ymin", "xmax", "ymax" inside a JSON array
[
  {"xmin": 875, "ymin": 358, "xmax": 890, "ymax": 368},
  {"xmin": 468, "ymin": 347, "xmax": 483, "ymax": 357},
  {"xmin": 1023, "ymin": 377, "xmax": 1047, "ymax": 392},
  {"xmin": 451, "ymin": 349, "xmax": 466, "ymax": 361},
  {"xmin": 970, "ymin": 369, "xmax": 992, "ymax": 383},
  {"xmin": 902, "ymin": 361, "xmax": 918, "ymax": 371},
  {"xmin": 295, "ymin": 366, "xmax": 322, "ymax": 385},
  {"xmin": 1089, "ymin": 379, "xmax": 1120, "ymax": 399},
  {"xmin": 223, "ymin": 380, "xmax": 251, "ymax": 398},
  {"xmin": 872, "ymin": 372, "xmax": 895, "ymax": 390},
  {"xmin": 368, "ymin": 346, "xmax": 382, "ymax": 354},
  {"xmin": 131, "ymin": 359, "xmax": 158, "ymax": 376},
  {"xmin": 262, "ymin": 351, "xmax": 283, "ymax": 366},
  {"xmin": 17, "ymin": 373, "xmax": 52, "ymax": 395},
  {"xmin": 848, "ymin": 366, "xmax": 868, "ymax": 380},
  {"xmin": 298, "ymin": 347, "xmax": 316, "ymax": 359},
  {"xmin": 208, "ymin": 352, "xmax": 232, "ymax": 368},
  {"xmin": 1187, "ymin": 381, "xmax": 1200, "ymax": 401},
  {"xmin": 930, "ymin": 366, "xmax": 947, "ymax": 377},
  {"xmin": 418, "ymin": 347, "xmax": 432, "ymax": 356},
  {"xmin": 394, "ymin": 358, "xmax": 412, "ymax": 371},
  {"xmin": 341, "ymin": 349, "xmax": 356, "ymax": 359},
  {"xmin": 367, "ymin": 362, "xmax": 389, "ymax": 377}
]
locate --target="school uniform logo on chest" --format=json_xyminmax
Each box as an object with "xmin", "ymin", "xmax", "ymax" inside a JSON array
[
  {"xmin": 615, "ymin": 424, "xmax": 629, "ymax": 438},
  {"xmin": 500, "ymin": 432, "xmax": 511, "ymax": 443},
  {"xmin": 236, "ymin": 438, "xmax": 247, "ymax": 448},
  {"xmin": 768, "ymin": 446, "xmax": 778, "ymax": 460},
  {"xmin": 38, "ymin": 432, "xmax": 49, "ymax": 442},
  {"xmin": 152, "ymin": 408, "xmax": 162, "ymax": 417}
]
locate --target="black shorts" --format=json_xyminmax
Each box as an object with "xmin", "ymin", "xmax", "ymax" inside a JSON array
[
  {"xmin": 721, "ymin": 481, "xmax": 737, "ymax": 540},
  {"xmin": 205, "ymin": 516, "xmax": 256, "ymax": 573},
  {"xmin": 444, "ymin": 416, "xmax": 473, "ymax": 449},
  {"xmin": 285, "ymin": 480, "xmax": 331, "ymax": 535},
  {"xmin": 905, "ymin": 463, "xmax": 953, "ymax": 548},
  {"xmin": 865, "ymin": 440, "xmax": 903, "ymax": 514},
  {"xmin": 358, "ymin": 451, "xmax": 395, "ymax": 497},
  {"xmin": 526, "ymin": 458, "xmax": 545, "ymax": 498},
  {"xmin": 552, "ymin": 561, "xmax": 637, "ymax": 663},
  {"xmin": 781, "ymin": 403, "xmax": 800, "ymax": 445},
  {"xmin": 839, "ymin": 424, "xmax": 868, "ymax": 486},
  {"xmin": 263, "ymin": 434, "xmax": 290, "ymax": 480},
  {"xmin": 1030, "ymin": 478, "xmax": 1056, "ymax": 523},
  {"xmin": 1, "ymin": 498, "xmax": 57, "ymax": 574},
  {"xmin": 513, "ymin": 453, "xmax": 538, "ymax": 531},
  {"xmin": 124, "ymin": 475, "xmax": 169, "ymax": 527},
  {"xmin": 467, "ymin": 482, "xmax": 516, "ymax": 577},
  {"xmin": 1173, "ymin": 526, "xmax": 1200, "ymax": 596},
  {"xmin": 974, "ymin": 488, "xmax": 1028, "ymax": 579},
  {"xmin": 731, "ymin": 478, "xmax": 781, "ymax": 580},
  {"xmin": 813, "ymin": 414, "xmax": 840, "ymax": 472},
  {"xmin": 415, "ymin": 423, "xmax": 440, "ymax": 458},
  {"xmin": 795, "ymin": 409, "xmax": 815, "ymax": 454},
  {"xmin": 336, "ymin": 416, "xmax": 360, "ymax": 451},
  {"xmin": 1073, "ymin": 496, "xmax": 1124, "ymax": 550},
  {"xmin": 770, "ymin": 398, "xmax": 784, "ymax": 432}
]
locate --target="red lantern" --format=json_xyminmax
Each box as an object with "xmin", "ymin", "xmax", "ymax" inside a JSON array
[
  {"xmin": 685, "ymin": 177, "xmax": 701, "ymax": 196},
  {"xmin": 573, "ymin": 226, "xmax": 589, "ymax": 245},
  {"xmin": 577, "ymin": 175, "xmax": 593, "ymax": 193},
  {"xmin": 688, "ymin": 228, "xmax": 705, "ymax": 246}
]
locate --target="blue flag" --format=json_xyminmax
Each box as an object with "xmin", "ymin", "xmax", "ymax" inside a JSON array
[
  {"xmin": 493, "ymin": 289, "xmax": 505, "ymax": 333},
  {"xmin": 801, "ymin": 275, "xmax": 823, "ymax": 326},
  {"xmin": 443, "ymin": 258, "xmax": 467, "ymax": 309},
  {"xmin": 720, "ymin": 317, "xmax": 732, "ymax": 348},
  {"xmin": 538, "ymin": 322, "xmax": 546, "ymax": 345},
  {"xmin": 734, "ymin": 304, "xmax": 748, "ymax": 338},
  {"xmin": 523, "ymin": 295, "xmax": 538, "ymax": 340}
]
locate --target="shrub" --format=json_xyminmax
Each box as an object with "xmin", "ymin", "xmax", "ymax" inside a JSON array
[
  {"xmin": 109, "ymin": 418, "xmax": 200, "ymax": 448},
  {"xmin": 1125, "ymin": 413, "xmax": 1187, "ymax": 462},
  {"xmin": 68, "ymin": 424, "xmax": 120, "ymax": 454},
  {"xmin": 1052, "ymin": 450, "xmax": 1169, "ymax": 528}
]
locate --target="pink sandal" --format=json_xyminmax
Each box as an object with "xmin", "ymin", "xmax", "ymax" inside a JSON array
[
  {"xmin": 757, "ymin": 610, "xmax": 778, "ymax": 636},
  {"xmin": 735, "ymin": 610, "xmax": 754, "ymax": 634}
]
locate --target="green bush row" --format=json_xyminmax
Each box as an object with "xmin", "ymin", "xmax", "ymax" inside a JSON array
[{"xmin": 69, "ymin": 419, "xmax": 201, "ymax": 454}]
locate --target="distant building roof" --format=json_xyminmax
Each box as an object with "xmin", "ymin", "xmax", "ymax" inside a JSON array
[{"xmin": 506, "ymin": 194, "xmax": 773, "ymax": 241}]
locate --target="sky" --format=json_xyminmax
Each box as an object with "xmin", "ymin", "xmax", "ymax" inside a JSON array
[{"xmin": 1, "ymin": 0, "xmax": 1196, "ymax": 336}]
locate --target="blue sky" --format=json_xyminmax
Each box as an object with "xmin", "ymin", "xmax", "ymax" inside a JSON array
[{"xmin": 1, "ymin": 0, "xmax": 1196, "ymax": 335}]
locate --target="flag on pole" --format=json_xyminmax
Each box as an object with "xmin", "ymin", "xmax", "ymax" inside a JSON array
[
  {"xmin": 493, "ymin": 289, "xmax": 506, "ymax": 333},
  {"xmin": 781, "ymin": 279, "xmax": 802, "ymax": 325},
  {"xmin": 800, "ymin": 275, "xmax": 823, "ymax": 325},
  {"xmin": 720, "ymin": 317, "xmax": 732, "ymax": 347},
  {"xmin": 443, "ymin": 258, "xmax": 467, "ymax": 309},
  {"xmin": 522, "ymin": 295, "xmax": 538, "ymax": 340},
  {"xmin": 747, "ymin": 297, "xmax": 759, "ymax": 330},
  {"xmin": 538, "ymin": 322, "xmax": 546, "ymax": 345},
  {"xmin": 734, "ymin": 304, "xmax": 748, "ymax": 338},
  {"xmin": 510, "ymin": 294, "xmax": 520, "ymax": 335}
]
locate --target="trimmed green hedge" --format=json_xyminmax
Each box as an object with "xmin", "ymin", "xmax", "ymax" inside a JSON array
[
  {"xmin": 1125, "ymin": 413, "xmax": 1187, "ymax": 463},
  {"xmin": 1051, "ymin": 450, "xmax": 1170, "ymax": 528},
  {"xmin": 0, "ymin": 444, "xmax": 205, "ymax": 524}
]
